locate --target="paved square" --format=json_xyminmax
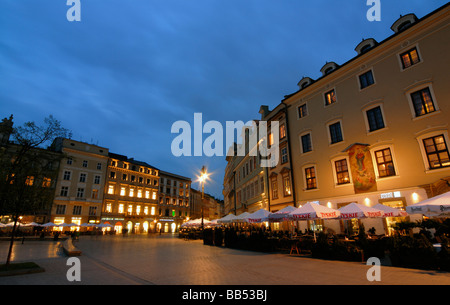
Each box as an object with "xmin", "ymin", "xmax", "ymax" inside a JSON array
[{"xmin": 0, "ymin": 234, "xmax": 449, "ymax": 285}]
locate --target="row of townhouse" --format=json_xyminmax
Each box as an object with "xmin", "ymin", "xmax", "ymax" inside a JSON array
[
  {"xmin": 224, "ymin": 4, "xmax": 450, "ymax": 235},
  {"xmin": 0, "ymin": 127, "xmax": 193, "ymax": 233},
  {"xmin": 51, "ymin": 138, "xmax": 192, "ymax": 234}
]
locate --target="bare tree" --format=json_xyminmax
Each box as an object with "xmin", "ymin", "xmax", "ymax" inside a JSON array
[{"xmin": 0, "ymin": 115, "xmax": 71, "ymax": 266}]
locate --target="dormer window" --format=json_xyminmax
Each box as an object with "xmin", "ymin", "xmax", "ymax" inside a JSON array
[
  {"xmin": 398, "ymin": 21, "xmax": 412, "ymax": 32},
  {"xmin": 391, "ymin": 14, "xmax": 418, "ymax": 33},
  {"xmin": 297, "ymin": 77, "xmax": 314, "ymax": 90},
  {"xmin": 355, "ymin": 38, "xmax": 378, "ymax": 55},
  {"xmin": 320, "ymin": 62, "xmax": 339, "ymax": 76}
]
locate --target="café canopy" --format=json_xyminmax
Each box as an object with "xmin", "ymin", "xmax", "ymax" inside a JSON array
[
  {"xmin": 289, "ymin": 202, "xmax": 341, "ymax": 220},
  {"xmin": 268, "ymin": 206, "xmax": 297, "ymax": 222},
  {"xmin": 338, "ymin": 202, "xmax": 384, "ymax": 219},
  {"xmin": 406, "ymin": 191, "xmax": 450, "ymax": 218},
  {"xmin": 246, "ymin": 209, "xmax": 271, "ymax": 223}
]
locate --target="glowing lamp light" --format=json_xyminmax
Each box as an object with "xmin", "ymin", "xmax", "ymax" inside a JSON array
[{"xmin": 412, "ymin": 192, "xmax": 419, "ymax": 203}]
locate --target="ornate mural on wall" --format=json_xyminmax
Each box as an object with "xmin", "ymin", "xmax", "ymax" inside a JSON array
[{"xmin": 346, "ymin": 143, "xmax": 377, "ymax": 194}]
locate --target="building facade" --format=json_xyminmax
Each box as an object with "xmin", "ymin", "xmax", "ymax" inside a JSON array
[
  {"xmin": 158, "ymin": 171, "xmax": 191, "ymax": 232},
  {"xmin": 223, "ymin": 122, "xmax": 268, "ymax": 215},
  {"xmin": 259, "ymin": 104, "xmax": 295, "ymax": 213},
  {"xmin": 190, "ymin": 188, "xmax": 224, "ymax": 222},
  {"xmin": 280, "ymin": 6, "xmax": 450, "ymax": 235},
  {"xmin": 102, "ymin": 153, "xmax": 160, "ymax": 234},
  {"xmin": 50, "ymin": 138, "xmax": 109, "ymax": 228}
]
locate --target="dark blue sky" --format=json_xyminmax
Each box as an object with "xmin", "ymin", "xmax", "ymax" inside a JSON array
[{"xmin": 0, "ymin": 0, "xmax": 447, "ymax": 199}]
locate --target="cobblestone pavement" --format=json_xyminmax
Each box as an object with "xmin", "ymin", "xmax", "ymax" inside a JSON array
[{"xmin": 0, "ymin": 234, "xmax": 449, "ymax": 285}]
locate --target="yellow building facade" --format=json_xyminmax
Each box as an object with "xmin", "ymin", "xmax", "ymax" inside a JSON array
[
  {"xmin": 281, "ymin": 6, "xmax": 450, "ymax": 235},
  {"xmin": 51, "ymin": 138, "xmax": 109, "ymax": 229}
]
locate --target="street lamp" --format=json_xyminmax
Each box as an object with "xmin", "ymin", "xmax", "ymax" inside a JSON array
[{"xmin": 198, "ymin": 166, "xmax": 208, "ymax": 230}]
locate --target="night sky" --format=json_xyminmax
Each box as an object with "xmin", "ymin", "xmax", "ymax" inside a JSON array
[{"xmin": 0, "ymin": 0, "xmax": 447, "ymax": 199}]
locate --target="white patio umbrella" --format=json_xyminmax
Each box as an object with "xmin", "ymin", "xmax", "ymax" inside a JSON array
[
  {"xmin": 338, "ymin": 202, "xmax": 385, "ymax": 219},
  {"xmin": 181, "ymin": 219, "xmax": 199, "ymax": 227},
  {"xmin": 25, "ymin": 222, "xmax": 42, "ymax": 227},
  {"xmin": 95, "ymin": 223, "xmax": 113, "ymax": 228},
  {"xmin": 373, "ymin": 203, "xmax": 408, "ymax": 217},
  {"xmin": 247, "ymin": 209, "xmax": 271, "ymax": 223},
  {"xmin": 268, "ymin": 205, "xmax": 297, "ymax": 222},
  {"xmin": 233, "ymin": 212, "xmax": 251, "ymax": 223},
  {"xmin": 208, "ymin": 219, "xmax": 219, "ymax": 226},
  {"xmin": 217, "ymin": 213, "xmax": 237, "ymax": 224},
  {"xmin": 406, "ymin": 191, "xmax": 450, "ymax": 217},
  {"xmin": 80, "ymin": 223, "xmax": 95, "ymax": 227},
  {"xmin": 290, "ymin": 202, "xmax": 341, "ymax": 220},
  {"xmin": 41, "ymin": 222, "xmax": 57, "ymax": 227},
  {"xmin": 288, "ymin": 203, "xmax": 341, "ymax": 242},
  {"xmin": 59, "ymin": 223, "xmax": 79, "ymax": 227}
]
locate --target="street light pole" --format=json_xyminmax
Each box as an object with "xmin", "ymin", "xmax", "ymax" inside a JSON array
[{"xmin": 199, "ymin": 166, "xmax": 207, "ymax": 231}]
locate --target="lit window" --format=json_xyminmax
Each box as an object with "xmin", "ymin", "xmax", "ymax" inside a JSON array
[
  {"xmin": 118, "ymin": 204, "xmax": 124, "ymax": 214},
  {"xmin": 106, "ymin": 203, "xmax": 112, "ymax": 213},
  {"xmin": 136, "ymin": 205, "xmax": 141, "ymax": 215},
  {"xmin": 305, "ymin": 167, "xmax": 317, "ymax": 190},
  {"xmin": 335, "ymin": 159, "xmax": 350, "ymax": 184},
  {"xmin": 151, "ymin": 206, "xmax": 155, "ymax": 215},
  {"xmin": 375, "ymin": 148, "xmax": 396, "ymax": 177},
  {"xmin": 298, "ymin": 104, "xmax": 308, "ymax": 118},
  {"xmin": 137, "ymin": 189, "xmax": 142, "ymax": 198},
  {"xmin": 42, "ymin": 177, "xmax": 51, "ymax": 188},
  {"xmin": 423, "ymin": 135, "xmax": 450, "ymax": 169},
  {"xmin": 280, "ymin": 124, "xmax": 286, "ymax": 139},
  {"xmin": 120, "ymin": 187, "xmax": 126, "ymax": 196},
  {"xmin": 129, "ymin": 189, "xmax": 134, "ymax": 197},
  {"xmin": 127, "ymin": 205, "xmax": 133, "ymax": 214},
  {"xmin": 144, "ymin": 206, "xmax": 149, "ymax": 215},
  {"xmin": 145, "ymin": 190, "xmax": 150, "ymax": 199},
  {"xmin": 400, "ymin": 47, "xmax": 420, "ymax": 69},
  {"xmin": 324, "ymin": 89, "xmax": 336, "ymax": 106},
  {"xmin": 411, "ymin": 88, "xmax": 436, "ymax": 117},
  {"xmin": 92, "ymin": 189, "xmax": 99, "ymax": 199},
  {"xmin": 283, "ymin": 175, "xmax": 291, "ymax": 196},
  {"xmin": 152, "ymin": 192, "xmax": 157, "ymax": 200},
  {"xmin": 108, "ymin": 185, "xmax": 114, "ymax": 194}
]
